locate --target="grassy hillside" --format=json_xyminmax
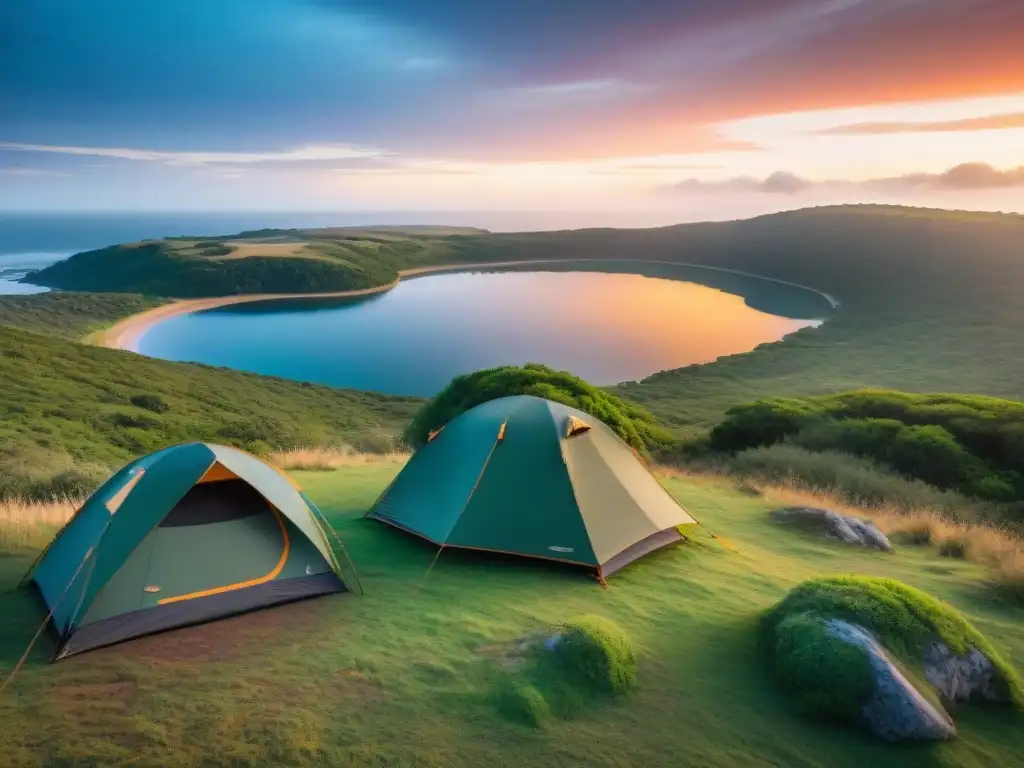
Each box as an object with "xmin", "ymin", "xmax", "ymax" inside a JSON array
[
  {"xmin": 0, "ymin": 291, "xmax": 165, "ymax": 340},
  {"xmin": 1, "ymin": 465, "xmax": 1021, "ymax": 766},
  {"xmin": 0, "ymin": 325, "xmax": 421, "ymax": 498}
]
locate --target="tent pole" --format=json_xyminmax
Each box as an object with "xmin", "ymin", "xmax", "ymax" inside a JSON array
[
  {"xmin": 16, "ymin": 501, "xmax": 88, "ymax": 589},
  {"xmin": 307, "ymin": 500, "xmax": 365, "ymax": 596},
  {"xmin": 0, "ymin": 542, "xmax": 98, "ymax": 689}
]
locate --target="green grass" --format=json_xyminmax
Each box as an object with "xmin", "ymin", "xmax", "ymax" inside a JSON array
[
  {"xmin": 548, "ymin": 615, "xmax": 637, "ymax": 695},
  {"xmin": 1, "ymin": 465, "xmax": 1023, "ymax": 766}
]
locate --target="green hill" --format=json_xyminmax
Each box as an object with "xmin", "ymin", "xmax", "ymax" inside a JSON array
[
  {"xmin": 27, "ymin": 227, "xmax": 484, "ymax": 298},
  {"xmin": 1, "ymin": 465, "xmax": 1022, "ymax": 766}
]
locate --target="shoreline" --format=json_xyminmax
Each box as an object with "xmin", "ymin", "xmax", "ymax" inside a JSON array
[{"xmin": 96, "ymin": 258, "xmax": 839, "ymax": 353}]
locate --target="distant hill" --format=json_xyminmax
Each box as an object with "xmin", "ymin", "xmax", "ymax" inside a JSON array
[{"xmin": 27, "ymin": 227, "xmax": 487, "ymax": 298}]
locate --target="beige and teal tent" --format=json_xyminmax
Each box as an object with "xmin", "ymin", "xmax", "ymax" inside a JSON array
[
  {"xmin": 27, "ymin": 443, "xmax": 350, "ymax": 660},
  {"xmin": 367, "ymin": 395, "xmax": 696, "ymax": 583}
]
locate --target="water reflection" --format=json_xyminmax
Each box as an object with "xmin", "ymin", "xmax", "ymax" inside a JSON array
[{"xmin": 139, "ymin": 268, "xmax": 832, "ymax": 395}]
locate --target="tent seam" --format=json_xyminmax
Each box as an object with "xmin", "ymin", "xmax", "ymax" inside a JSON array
[{"xmin": 445, "ymin": 399, "xmax": 530, "ymax": 546}]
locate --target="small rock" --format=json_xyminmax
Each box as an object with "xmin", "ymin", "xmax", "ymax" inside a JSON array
[
  {"xmin": 543, "ymin": 633, "xmax": 562, "ymax": 652},
  {"xmin": 825, "ymin": 620, "xmax": 956, "ymax": 742},
  {"xmin": 924, "ymin": 641, "xmax": 1003, "ymax": 704},
  {"xmin": 771, "ymin": 507, "xmax": 893, "ymax": 551}
]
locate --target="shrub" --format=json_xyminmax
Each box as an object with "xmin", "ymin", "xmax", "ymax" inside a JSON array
[
  {"xmin": 723, "ymin": 444, "xmax": 977, "ymax": 514},
  {"xmin": 705, "ymin": 390, "xmax": 1024, "ymax": 504},
  {"xmin": 937, "ymin": 537, "xmax": 968, "ymax": 559},
  {"xmin": 406, "ymin": 364, "xmax": 670, "ymax": 452},
  {"xmin": 130, "ymin": 393, "xmax": 170, "ymax": 413},
  {"xmin": 709, "ymin": 398, "xmax": 822, "ymax": 452},
  {"xmin": 762, "ymin": 575, "xmax": 1023, "ymax": 707},
  {"xmin": 110, "ymin": 410, "xmax": 162, "ymax": 430},
  {"xmin": 25, "ymin": 465, "xmax": 108, "ymax": 501},
  {"xmin": 550, "ymin": 615, "xmax": 637, "ymax": 695},
  {"xmin": 492, "ymin": 679, "xmax": 550, "ymax": 728},
  {"xmin": 770, "ymin": 612, "xmax": 874, "ymax": 720},
  {"xmin": 996, "ymin": 553, "xmax": 1024, "ymax": 604}
]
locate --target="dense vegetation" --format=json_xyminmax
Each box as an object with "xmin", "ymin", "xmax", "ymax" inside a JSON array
[
  {"xmin": 0, "ymin": 291, "xmax": 164, "ymax": 340},
  {"xmin": 762, "ymin": 575, "xmax": 1023, "ymax": 715},
  {"xmin": 28, "ymin": 241, "xmax": 405, "ymax": 297},
  {"xmin": 405, "ymin": 363, "xmax": 671, "ymax": 451},
  {"xmin": 706, "ymin": 390, "xmax": 1024, "ymax": 504},
  {"xmin": 0, "ymin": 325, "xmax": 420, "ymax": 499},
  {"xmin": 27, "ymin": 227, "xmax": 490, "ymax": 297}
]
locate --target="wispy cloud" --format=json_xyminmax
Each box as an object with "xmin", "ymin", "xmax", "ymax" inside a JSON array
[
  {"xmin": 486, "ymin": 78, "xmax": 652, "ymax": 108},
  {"xmin": 816, "ymin": 111, "xmax": 1024, "ymax": 135},
  {"xmin": 0, "ymin": 166, "xmax": 72, "ymax": 178},
  {"xmin": 668, "ymin": 163, "xmax": 1024, "ymax": 195},
  {"xmin": 0, "ymin": 141, "xmax": 382, "ymax": 166}
]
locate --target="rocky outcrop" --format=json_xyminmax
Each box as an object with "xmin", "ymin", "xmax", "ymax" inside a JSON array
[
  {"xmin": 771, "ymin": 507, "xmax": 892, "ymax": 551},
  {"xmin": 825, "ymin": 620, "xmax": 956, "ymax": 742},
  {"xmin": 924, "ymin": 641, "xmax": 1004, "ymax": 704}
]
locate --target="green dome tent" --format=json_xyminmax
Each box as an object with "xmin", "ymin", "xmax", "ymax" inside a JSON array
[
  {"xmin": 26, "ymin": 443, "xmax": 351, "ymax": 660},
  {"xmin": 367, "ymin": 395, "xmax": 696, "ymax": 583}
]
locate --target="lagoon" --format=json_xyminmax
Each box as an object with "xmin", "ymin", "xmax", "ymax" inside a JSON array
[{"xmin": 138, "ymin": 263, "xmax": 832, "ymax": 396}]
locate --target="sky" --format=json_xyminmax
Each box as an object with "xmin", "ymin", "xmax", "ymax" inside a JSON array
[{"xmin": 2, "ymin": 0, "xmax": 1024, "ymax": 221}]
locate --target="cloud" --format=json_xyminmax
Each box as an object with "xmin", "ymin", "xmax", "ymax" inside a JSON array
[
  {"xmin": 816, "ymin": 111, "xmax": 1024, "ymax": 135},
  {"xmin": 0, "ymin": 166, "xmax": 71, "ymax": 177},
  {"xmin": 485, "ymin": 78, "xmax": 652, "ymax": 108},
  {"xmin": 0, "ymin": 141, "xmax": 382, "ymax": 166},
  {"xmin": 667, "ymin": 163, "xmax": 1024, "ymax": 195},
  {"xmin": 921, "ymin": 163, "xmax": 1024, "ymax": 189}
]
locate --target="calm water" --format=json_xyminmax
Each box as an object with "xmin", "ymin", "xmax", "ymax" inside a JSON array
[{"xmin": 139, "ymin": 265, "xmax": 831, "ymax": 395}]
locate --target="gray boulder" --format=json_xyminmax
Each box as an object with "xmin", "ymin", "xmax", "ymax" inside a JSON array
[
  {"xmin": 771, "ymin": 507, "xmax": 893, "ymax": 551},
  {"xmin": 924, "ymin": 641, "xmax": 1004, "ymax": 704},
  {"xmin": 825, "ymin": 620, "xmax": 956, "ymax": 742}
]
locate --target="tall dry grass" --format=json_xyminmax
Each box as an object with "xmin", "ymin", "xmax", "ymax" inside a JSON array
[
  {"xmin": 0, "ymin": 496, "xmax": 81, "ymax": 552},
  {"xmin": 659, "ymin": 466, "xmax": 1024, "ymax": 602},
  {"xmin": 269, "ymin": 445, "xmax": 409, "ymax": 472}
]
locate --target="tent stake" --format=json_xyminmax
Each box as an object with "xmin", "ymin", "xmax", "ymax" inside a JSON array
[{"xmin": 415, "ymin": 545, "xmax": 446, "ymax": 592}]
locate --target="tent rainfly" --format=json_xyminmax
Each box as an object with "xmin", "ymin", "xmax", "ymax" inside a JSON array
[
  {"xmin": 367, "ymin": 395, "xmax": 697, "ymax": 583},
  {"xmin": 25, "ymin": 443, "xmax": 350, "ymax": 660}
]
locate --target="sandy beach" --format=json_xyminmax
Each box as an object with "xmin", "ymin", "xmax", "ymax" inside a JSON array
[{"xmin": 96, "ymin": 258, "xmax": 839, "ymax": 353}]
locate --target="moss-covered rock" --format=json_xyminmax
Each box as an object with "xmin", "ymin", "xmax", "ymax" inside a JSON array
[
  {"xmin": 770, "ymin": 612, "xmax": 875, "ymax": 720},
  {"xmin": 762, "ymin": 575, "xmax": 1023, "ymax": 730},
  {"xmin": 550, "ymin": 615, "xmax": 638, "ymax": 695}
]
